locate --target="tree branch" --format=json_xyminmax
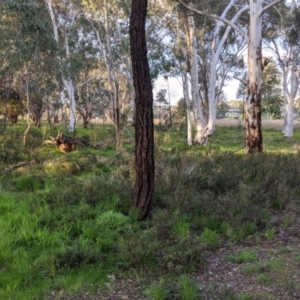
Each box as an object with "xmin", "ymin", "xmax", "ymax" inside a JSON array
[
  {"xmin": 234, "ymin": 76, "xmax": 247, "ymax": 86},
  {"xmin": 260, "ymin": 0, "xmax": 284, "ymax": 16},
  {"xmin": 178, "ymin": 0, "xmax": 248, "ymax": 40},
  {"xmin": 1, "ymin": 161, "xmax": 35, "ymax": 176}
]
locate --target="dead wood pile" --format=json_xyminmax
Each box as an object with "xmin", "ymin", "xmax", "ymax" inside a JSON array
[{"xmin": 44, "ymin": 132, "xmax": 103, "ymax": 153}]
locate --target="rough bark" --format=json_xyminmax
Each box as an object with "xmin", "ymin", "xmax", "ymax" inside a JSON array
[
  {"xmin": 245, "ymin": 0, "xmax": 263, "ymax": 154},
  {"xmin": 130, "ymin": 0, "xmax": 155, "ymax": 220}
]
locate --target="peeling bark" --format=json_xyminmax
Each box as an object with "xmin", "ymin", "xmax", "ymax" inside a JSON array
[{"xmin": 245, "ymin": 0, "xmax": 263, "ymax": 154}]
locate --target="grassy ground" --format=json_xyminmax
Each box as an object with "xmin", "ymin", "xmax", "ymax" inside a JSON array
[{"xmin": 1, "ymin": 120, "xmax": 300, "ymax": 299}]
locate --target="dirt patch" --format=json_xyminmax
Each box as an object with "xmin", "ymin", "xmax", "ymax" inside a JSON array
[
  {"xmin": 48, "ymin": 213, "xmax": 300, "ymax": 300},
  {"xmin": 195, "ymin": 212, "xmax": 300, "ymax": 299}
]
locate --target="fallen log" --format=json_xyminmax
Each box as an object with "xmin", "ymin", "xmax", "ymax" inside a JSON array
[
  {"xmin": 1, "ymin": 160, "xmax": 35, "ymax": 176},
  {"xmin": 44, "ymin": 132, "xmax": 101, "ymax": 153}
]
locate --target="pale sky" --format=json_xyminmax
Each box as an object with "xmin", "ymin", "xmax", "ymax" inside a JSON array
[
  {"xmin": 153, "ymin": 75, "xmax": 240, "ymax": 106},
  {"xmin": 154, "ymin": 47, "xmax": 281, "ymax": 105}
]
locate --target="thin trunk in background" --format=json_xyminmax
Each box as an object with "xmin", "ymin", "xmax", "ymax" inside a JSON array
[
  {"xmin": 104, "ymin": 0, "xmax": 121, "ymax": 148},
  {"xmin": 184, "ymin": 15, "xmax": 205, "ymax": 144},
  {"xmin": 182, "ymin": 64, "xmax": 192, "ymax": 146},
  {"xmin": 45, "ymin": 0, "xmax": 76, "ymax": 132},
  {"xmin": 23, "ymin": 72, "xmax": 31, "ymax": 146},
  {"xmin": 284, "ymin": 56, "xmax": 299, "ymax": 137}
]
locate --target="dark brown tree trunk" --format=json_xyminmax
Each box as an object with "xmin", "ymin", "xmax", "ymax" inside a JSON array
[
  {"xmin": 54, "ymin": 114, "xmax": 59, "ymax": 123},
  {"xmin": 130, "ymin": 0, "xmax": 155, "ymax": 220},
  {"xmin": 83, "ymin": 116, "xmax": 89, "ymax": 128},
  {"xmin": 112, "ymin": 81, "xmax": 121, "ymax": 148}
]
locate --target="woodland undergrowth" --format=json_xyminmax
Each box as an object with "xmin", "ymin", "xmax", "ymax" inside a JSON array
[{"xmin": 0, "ymin": 123, "xmax": 300, "ymax": 299}]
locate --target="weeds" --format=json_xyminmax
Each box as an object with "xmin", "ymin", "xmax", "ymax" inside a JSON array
[
  {"xmin": 177, "ymin": 275, "xmax": 199, "ymax": 300},
  {"xmin": 225, "ymin": 250, "xmax": 257, "ymax": 264},
  {"xmin": 146, "ymin": 281, "xmax": 170, "ymax": 300},
  {"xmin": 265, "ymin": 228, "xmax": 276, "ymax": 240},
  {"xmin": 199, "ymin": 228, "xmax": 220, "ymax": 250}
]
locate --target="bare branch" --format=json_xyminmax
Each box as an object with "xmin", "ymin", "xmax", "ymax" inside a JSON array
[
  {"xmin": 178, "ymin": 0, "xmax": 248, "ymax": 40},
  {"xmin": 260, "ymin": 0, "xmax": 284, "ymax": 16},
  {"xmin": 1, "ymin": 161, "xmax": 35, "ymax": 176},
  {"xmin": 234, "ymin": 76, "xmax": 247, "ymax": 86}
]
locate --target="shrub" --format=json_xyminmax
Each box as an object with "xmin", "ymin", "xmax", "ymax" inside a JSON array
[
  {"xmin": 97, "ymin": 211, "xmax": 129, "ymax": 230},
  {"xmin": 0, "ymin": 134, "xmax": 26, "ymax": 164}
]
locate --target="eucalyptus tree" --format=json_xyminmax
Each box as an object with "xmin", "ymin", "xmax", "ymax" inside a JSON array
[
  {"xmin": 76, "ymin": 68, "xmax": 110, "ymax": 128},
  {"xmin": 81, "ymin": 0, "xmax": 127, "ymax": 147},
  {"xmin": 0, "ymin": 87, "xmax": 25, "ymax": 125},
  {"xmin": 45, "ymin": 0, "xmax": 81, "ymax": 132},
  {"xmin": 0, "ymin": 0, "xmax": 55, "ymax": 142},
  {"xmin": 237, "ymin": 57, "xmax": 282, "ymax": 118},
  {"xmin": 260, "ymin": 57, "xmax": 282, "ymax": 118},
  {"xmin": 130, "ymin": 0, "xmax": 155, "ymax": 220},
  {"xmin": 180, "ymin": 0, "xmax": 283, "ymax": 152},
  {"xmin": 264, "ymin": 0, "xmax": 300, "ymax": 137},
  {"xmin": 176, "ymin": 0, "xmax": 248, "ymax": 144}
]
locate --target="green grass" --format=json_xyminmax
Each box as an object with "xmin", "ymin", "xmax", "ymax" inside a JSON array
[
  {"xmin": 242, "ymin": 258, "xmax": 283, "ymax": 275},
  {"xmin": 225, "ymin": 250, "xmax": 257, "ymax": 264},
  {"xmin": 1, "ymin": 121, "xmax": 300, "ymax": 299}
]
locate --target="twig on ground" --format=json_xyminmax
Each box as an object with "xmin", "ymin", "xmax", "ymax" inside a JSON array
[
  {"xmin": 232, "ymin": 145, "xmax": 246, "ymax": 153},
  {"xmin": 1, "ymin": 160, "xmax": 35, "ymax": 176}
]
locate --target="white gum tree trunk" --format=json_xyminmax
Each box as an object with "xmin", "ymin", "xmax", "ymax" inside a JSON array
[
  {"xmin": 180, "ymin": 0, "xmax": 249, "ymax": 144},
  {"xmin": 45, "ymin": 0, "xmax": 76, "ymax": 132},
  {"xmin": 245, "ymin": 0, "xmax": 263, "ymax": 153},
  {"xmin": 270, "ymin": 32, "xmax": 299, "ymax": 137},
  {"xmin": 180, "ymin": 0, "xmax": 282, "ymax": 149},
  {"xmin": 284, "ymin": 59, "xmax": 299, "ymax": 137},
  {"xmin": 64, "ymin": 34, "xmax": 76, "ymax": 132},
  {"xmin": 188, "ymin": 16, "xmax": 205, "ymax": 144},
  {"xmin": 204, "ymin": 3, "xmax": 249, "ymax": 142},
  {"xmin": 283, "ymin": 0, "xmax": 300, "ymax": 137},
  {"xmin": 182, "ymin": 66, "xmax": 193, "ymax": 145},
  {"xmin": 281, "ymin": 67, "xmax": 288, "ymax": 132}
]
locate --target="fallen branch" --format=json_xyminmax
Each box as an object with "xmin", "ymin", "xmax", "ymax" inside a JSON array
[
  {"xmin": 1, "ymin": 160, "xmax": 35, "ymax": 176},
  {"xmin": 44, "ymin": 132, "xmax": 103, "ymax": 153},
  {"xmin": 232, "ymin": 145, "xmax": 246, "ymax": 154}
]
